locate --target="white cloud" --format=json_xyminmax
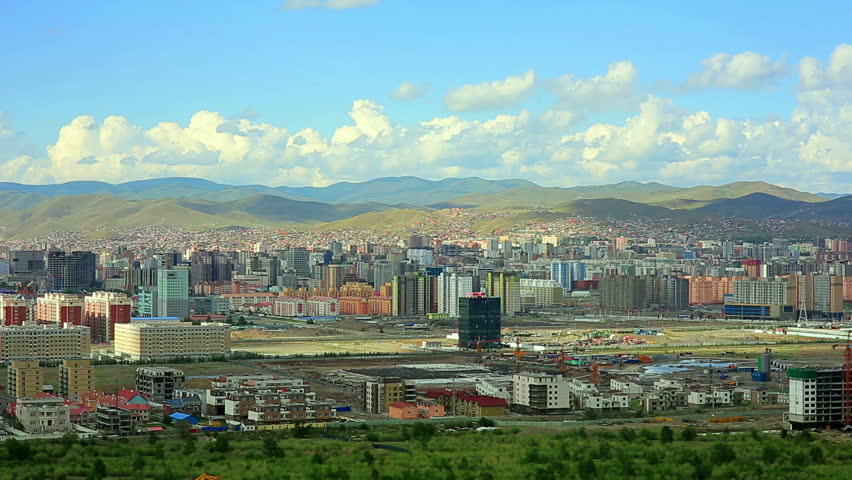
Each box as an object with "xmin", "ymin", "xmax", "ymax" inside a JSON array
[
  {"xmin": 547, "ymin": 61, "xmax": 637, "ymax": 112},
  {"xmin": 2, "ymin": 45, "xmax": 852, "ymax": 192},
  {"xmin": 687, "ymin": 51, "xmax": 788, "ymax": 90},
  {"xmin": 281, "ymin": 0, "xmax": 378, "ymax": 10},
  {"xmin": 391, "ymin": 82, "xmax": 429, "ymax": 101},
  {"xmin": 444, "ymin": 70, "xmax": 536, "ymax": 112}
]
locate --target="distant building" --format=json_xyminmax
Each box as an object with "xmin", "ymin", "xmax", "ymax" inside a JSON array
[
  {"xmin": 46, "ymin": 251, "xmax": 96, "ymax": 292},
  {"xmin": 0, "ymin": 294, "xmax": 29, "ymax": 325},
  {"xmin": 551, "ymin": 261, "xmax": 586, "ymax": 290},
  {"xmin": 113, "ymin": 322, "xmax": 230, "ymax": 361},
  {"xmin": 156, "ymin": 269, "xmax": 189, "ymax": 319},
  {"xmin": 486, "ymin": 272, "xmax": 520, "ymax": 315},
  {"xmin": 600, "ymin": 275, "xmax": 646, "ymax": 311},
  {"xmin": 437, "ymin": 272, "xmax": 476, "ymax": 317},
  {"xmin": 457, "ymin": 293, "xmax": 501, "ymax": 349},
  {"xmin": 135, "ymin": 367, "xmax": 186, "ymax": 403},
  {"xmin": 36, "ymin": 293, "xmax": 84, "ymax": 325},
  {"xmin": 392, "ymin": 273, "xmax": 436, "ymax": 316},
  {"xmin": 520, "ymin": 279, "xmax": 564, "ymax": 307},
  {"xmin": 190, "ymin": 251, "xmax": 233, "ymax": 287},
  {"xmin": 84, "ymin": 291, "xmax": 132, "ymax": 343}
]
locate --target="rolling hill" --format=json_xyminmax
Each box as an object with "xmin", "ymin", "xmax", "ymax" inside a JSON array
[{"xmin": 442, "ymin": 180, "xmax": 828, "ymax": 208}]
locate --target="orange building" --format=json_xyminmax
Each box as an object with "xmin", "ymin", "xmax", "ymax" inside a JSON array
[
  {"xmin": 388, "ymin": 401, "xmax": 445, "ymax": 420},
  {"xmin": 338, "ymin": 296, "xmax": 369, "ymax": 315},
  {"xmin": 368, "ymin": 296, "xmax": 392, "ymax": 315},
  {"xmin": 339, "ymin": 282, "xmax": 376, "ymax": 298},
  {"xmin": 687, "ymin": 276, "xmax": 741, "ymax": 305},
  {"xmin": 379, "ymin": 283, "xmax": 393, "ymax": 297}
]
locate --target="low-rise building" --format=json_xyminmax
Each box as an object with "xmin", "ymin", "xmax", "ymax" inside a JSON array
[
  {"xmin": 610, "ymin": 379, "xmax": 643, "ymax": 394},
  {"xmin": 687, "ymin": 390, "xmax": 734, "ymax": 407},
  {"xmin": 16, "ymin": 396, "xmax": 72, "ymax": 434},
  {"xmin": 135, "ymin": 367, "xmax": 186, "ymax": 402},
  {"xmin": 216, "ymin": 374, "xmax": 335, "ymax": 425},
  {"xmin": 388, "ymin": 401, "xmax": 445, "ymax": 420},
  {"xmin": 512, "ymin": 373, "xmax": 573, "ymax": 414},
  {"xmin": 364, "ymin": 377, "xmax": 416, "ymax": 414},
  {"xmin": 7, "ymin": 360, "xmax": 44, "ymax": 399}
]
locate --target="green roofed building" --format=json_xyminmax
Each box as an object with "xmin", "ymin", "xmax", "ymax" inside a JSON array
[{"xmin": 787, "ymin": 367, "xmax": 848, "ymax": 430}]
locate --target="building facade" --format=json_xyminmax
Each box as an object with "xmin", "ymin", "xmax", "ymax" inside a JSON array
[
  {"xmin": 457, "ymin": 293, "xmax": 502, "ymax": 349},
  {"xmin": 0, "ymin": 324, "xmax": 91, "ymax": 361},
  {"xmin": 135, "ymin": 367, "xmax": 186, "ymax": 402},
  {"xmin": 58, "ymin": 358, "xmax": 95, "ymax": 399},
  {"xmin": 113, "ymin": 322, "xmax": 230, "ymax": 361},
  {"xmin": 7, "ymin": 360, "xmax": 44, "ymax": 398},
  {"xmin": 36, "ymin": 293, "xmax": 84, "ymax": 325},
  {"xmin": 84, "ymin": 291, "xmax": 132, "ymax": 343},
  {"xmin": 156, "ymin": 269, "xmax": 190, "ymax": 319}
]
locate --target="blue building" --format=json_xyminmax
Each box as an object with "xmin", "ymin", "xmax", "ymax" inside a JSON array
[{"xmin": 550, "ymin": 261, "xmax": 586, "ymax": 290}]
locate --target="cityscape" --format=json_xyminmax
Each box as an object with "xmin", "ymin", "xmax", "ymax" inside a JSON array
[{"xmin": 3, "ymin": 1, "xmax": 852, "ymax": 479}]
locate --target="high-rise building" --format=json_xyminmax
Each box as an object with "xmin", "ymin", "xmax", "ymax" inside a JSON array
[
  {"xmin": 551, "ymin": 261, "xmax": 586, "ymax": 290},
  {"xmin": 486, "ymin": 272, "xmax": 520, "ymax": 315},
  {"xmin": 84, "ymin": 291, "xmax": 132, "ymax": 342},
  {"xmin": 282, "ymin": 248, "xmax": 311, "ymax": 276},
  {"xmin": 58, "ymin": 359, "xmax": 95, "ymax": 398},
  {"xmin": 457, "ymin": 293, "xmax": 501, "ymax": 349},
  {"xmin": 520, "ymin": 279, "xmax": 564, "ymax": 307},
  {"xmin": 9, "ymin": 250, "xmax": 45, "ymax": 275},
  {"xmin": 600, "ymin": 275, "xmax": 646, "ymax": 311},
  {"xmin": 437, "ymin": 273, "xmax": 476, "ymax": 317},
  {"xmin": 190, "ymin": 251, "xmax": 232, "ymax": 286},
  {"xmin": 391, "ymin": 273, "xmax": 436, "ymax": 316},
  {"xmin": 7, "ymin": 360, "xmax": 44, "ymax": 398},
  {"xmin": 247, "ymin": 254, "xmax": 279, "ymax": 287},
  {"xmin": 791, "ymin": 274, "xmax": 844, "ymax": 318},
  {"xmin": 36, "ymin": 293, "xmax": 84, "ymax": 325},
  {"xmin": 46, "ymin": 251, "xmax": 96, "ymax": 292},
  {"xmin": 0, "ymin": 294, "xmax": 29, "ymax": 325},
  {"xmin": 156, "ymin": 269, "xmax": 190, "ymax": 319}
]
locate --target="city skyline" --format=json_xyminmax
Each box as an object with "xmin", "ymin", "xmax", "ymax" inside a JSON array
[{"xmin": 1, "ymin": 2, "xmax": 851, "ymax": 191}]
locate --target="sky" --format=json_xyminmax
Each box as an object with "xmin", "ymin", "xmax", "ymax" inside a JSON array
[{"xmin": 1, "ymin": 1, "xmax": 851, "ymax": 192}]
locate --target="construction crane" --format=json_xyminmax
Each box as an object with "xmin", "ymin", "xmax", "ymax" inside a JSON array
[{"xmin": 590, "ymin": 360, "xmax": 600, "ymax": 386}]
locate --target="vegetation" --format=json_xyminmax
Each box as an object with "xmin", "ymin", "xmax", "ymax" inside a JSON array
[{"xmin": 0, "ymin": 424, "xmax": 850, "ymax": 480}]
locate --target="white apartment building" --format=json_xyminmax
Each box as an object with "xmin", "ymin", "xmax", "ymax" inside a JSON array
[
  {"xmin": 476, "ymin": 378, "xmax": 513, "ymax": 402},
  {"xmin": 687, "ymin": 390, "xmax": 734, "ymax": 406},
  {"xmin": 113, "ymin": 322, "xmax": 230, "ymax": 360},
  {"xmin": 512, "ymin": 373, "xmax": 573, "ymax": 413},
  {"xmin": 272, "ymin": 297, "xmax": 306, "ymax": 317},
  {"xmin": 437, "ymin": 273, "xmax": 475, "ymax": 317},
  {"xmin": 610, "ymin": 378, "xmax": 644, "ymax": 394},
  {"xmin": 733, "ymin": 278, "xmax": 792, "ymax": 305},
  {"xmin": 306, "ymin": 297, "xmax": 338, "ymax": 316}
]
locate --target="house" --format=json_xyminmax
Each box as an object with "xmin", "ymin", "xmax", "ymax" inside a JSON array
[
  {"xmin": 388, "ymin": 401, "xmax": 445, "ymax": 420},
  {"xmin": 163, "ymin": 395, "xmax": 203, "ymax": 417},
  {"xmin": 424, "ymin": 390, "xmax": 508, "ymax": 417},
  {"xmin": 169, "ymin": 412, "xmax": 200, "ymax": 425}
]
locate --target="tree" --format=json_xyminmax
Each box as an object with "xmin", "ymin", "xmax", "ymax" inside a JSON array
[
  {"xmin": 710, "ymin": 442, "xmax": 736, "ymax": 464},
  {"xmin": 237, "ymin": 316, "xmax": 248, "ymax": 326},
  {"xmin": 4, "ymin": 438, "xmax": 31, "ymax": 461},
  {"xmin": 680, "ymin": 426, "xmax": 698, "ymax": 441},
  {"xmin": 93, "ymin": 458, "xmax": 107, "ymax": 480},
  {"xmin": 660, "ymin": 426, "xmax": 674, "ymax": 443},
  {"xmin": 209, "ymin": 433, "xmax": 230, "ymax": 453},
  {"xmin": 162, "ymin": 414, "xmax": 172, "ymax": 425},
  {"xmin": 618, "ymin": 427, "xmax": 636, "ymax": 442},
  {"xmin": 411, "ymin": 422, "xmax": 436, "ymax": 446},
  {"xmin": 263, "ymin": 436, "xmax": 283, "ymax": 458}
]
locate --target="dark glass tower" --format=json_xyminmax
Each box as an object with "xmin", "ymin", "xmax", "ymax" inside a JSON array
[{"xmin": 458, "ymin": 293, "xmax": 501, "ymax": 349}]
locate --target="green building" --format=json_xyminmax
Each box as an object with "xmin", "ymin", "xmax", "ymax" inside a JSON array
[{"xmin": 458, "ymin": 293, "xmax": 501, "ymax": 349}]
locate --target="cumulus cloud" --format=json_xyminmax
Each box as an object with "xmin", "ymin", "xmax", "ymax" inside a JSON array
[
  {"xmin": 391, "ymin": 82, "xmax": 429, "ymax": 101},
  {"xmin": 281, "ymin": 0, "xmax": 378, "ymax": 10},
  {"xmin": 445, "ymin": 70, "xmax": 536, "ymax": 112},
  {"xmin": 2, "ymin": 45, "xmax": 852, "ymax": 192},
  {"xmin": 547, "ymin": 61, "xmax": 638, "ymax": 112},
  {"xmin": 686, "ymin": 51, "xmax": 788, "ymax": 90}
]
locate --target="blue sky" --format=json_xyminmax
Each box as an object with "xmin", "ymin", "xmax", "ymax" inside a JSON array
[{"xmin": 1, "ymin": 1, "xmax": 851, "ymax": 191}]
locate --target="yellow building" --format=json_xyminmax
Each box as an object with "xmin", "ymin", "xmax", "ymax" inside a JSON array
[
  {"xmin": 113, "ymin": 322, "xmax": 230, "ymax": 361},
  {"xmin": 58, "ymin": 358, "xmax": 95, "ymax": 398},
  {"xmin": 0, "ymin": 324, "xmax": 91, "ymax": 361},
  {"xmin": 7, "ymin": 360, "xmax": 44, "ymax": 399},
  {"xmin": 486, "ymin": 272, "xmax": 521, "ymax": 315},
  {"xmin": 364, "ymin": 378, "xmax": 415, "ymax": 414}
]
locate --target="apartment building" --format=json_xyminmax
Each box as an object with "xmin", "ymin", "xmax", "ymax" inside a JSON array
[
  {"xmin": 0, "ymin": 324, "xmax": 91, "ymax": 361},
  {"xmin": 36, "ymin": 293, "xmax": 84, "ymax": 325},
  {"xmin": 364, "ymin": 377, "xmax": 416, "ymax": 414},
  {"xmin": 58, "ymin": 359, "xmax": 95, "ymax": 399},
  {"xmin": 7, "ymin": 360, "xmax": 44, "ymax": 398},
  {"xmin": 520, "ymin": 279, "xmax": 564, "ymax": 307},
  {"xmin": 113, "ymin": 322, "xmax": 230, "ymax": 361},
  {"xmin": 0, "ymin": 294, "xmax": 29, "ymax": 326},
  {"xmin": 512, "ymin": 373, "xmax": 573, "ymax": 414},
  {"xmin": 83, "ymin": 291, "xmax": 132, "ymax": 343},
  {"xmin": 486, "ymin": 272, "xmax": 521, "ymax": 315},
  {"xmin": 437, "ymin": 273, "xmax": 476, "ymax": 317},
  {"xmin": 214, "ymin": 375, "xmax": 334, "ymax": 425},
  {"xmin": 788, "ymin": 368, "xmax": 847, "ymax": 430}
]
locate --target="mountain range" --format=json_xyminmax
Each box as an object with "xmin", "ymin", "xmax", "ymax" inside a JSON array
[{"xmin": 0, "ymin": 176, "xmax": 848, "ymax": 239}]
